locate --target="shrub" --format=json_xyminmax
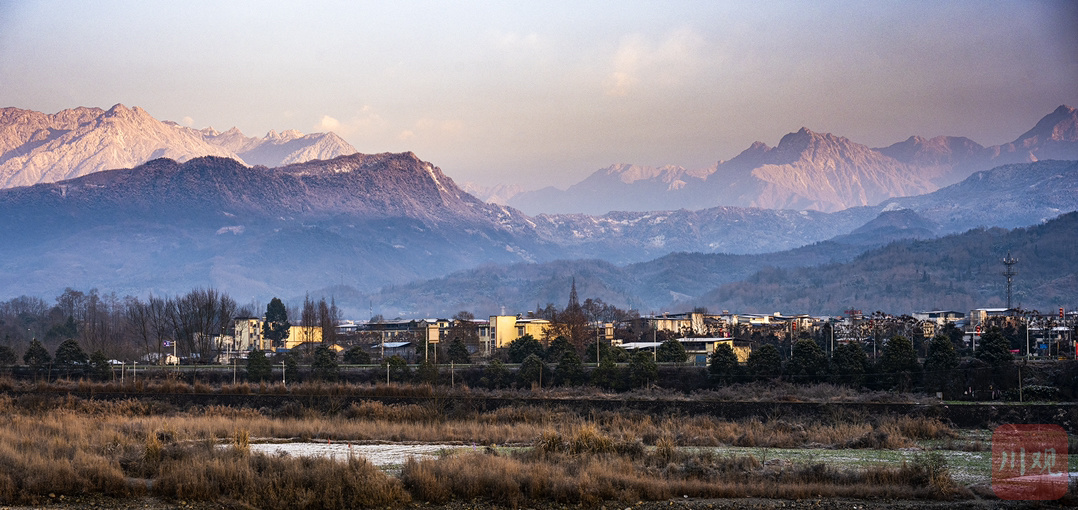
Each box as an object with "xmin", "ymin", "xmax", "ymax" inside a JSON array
[
  {"xmin": 246, "ymin": 350, "xmax": 272, "ymax": 382},
  {"xmin": 342, "ymin": 346, "xmax": 371, "ymax": 365},
  {"xmin": 656, "ymin": 340, "xmax": 687, "ymax": 363}
]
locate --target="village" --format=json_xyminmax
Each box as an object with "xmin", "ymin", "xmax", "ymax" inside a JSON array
[{"xmin": 209, "ymin": 302, "xmax": 1078, "ymax": 367}]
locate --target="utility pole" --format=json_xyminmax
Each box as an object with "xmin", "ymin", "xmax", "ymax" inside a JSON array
[
  {"xmin": 596, "ymin": 326, "xmax": 600, "ymax": 366},
  {"xmin": 1026, "ymin": 314, "xmax": 1031, "ymax": 360},
  {"xmin": 653, "ymin": 327, "xmax": 657, "ymax": 361},
  {"xmin": 829, "ymin": 319, "xmax": 834, "ymax": 359},
  {"xmin": 281, "ymin": 361, "xmax": 286, "ymax": 385}
]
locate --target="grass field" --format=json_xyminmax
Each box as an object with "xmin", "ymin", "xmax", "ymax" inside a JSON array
[{"xmin": 0, "ymin": 379, "xmax": 1074, "ymax": 508}]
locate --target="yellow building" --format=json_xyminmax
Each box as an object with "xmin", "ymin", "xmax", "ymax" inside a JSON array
[
  {"xmin": 233, "ymin": 317, "xmax": 323, "ymax": 352},
  {"xmin": 479, "ymin": 316, "xmax": 551, "ymax": 350},
  {"xmin": 282, "ymin": 325, "xmax": 322, "ymax": 350},
  {"xmin": 714, "ymin": 339, "xmax": 752, "ymax": 363}
]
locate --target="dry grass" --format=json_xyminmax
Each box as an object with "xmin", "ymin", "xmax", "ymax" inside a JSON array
[
  {"xmin": 0, "ymin": 387, "xmax": 968, "ymax": 507},
  {"xmin": 153, "ymin": 446, "xmax": 409, "ymax": 509},
  {"xmin": 8, "ymin": 376, "xmax": 934, "ymax": 403},
  {"xmin": 401, "ymin": 448, "xmax": 966, "ymax": 507}
]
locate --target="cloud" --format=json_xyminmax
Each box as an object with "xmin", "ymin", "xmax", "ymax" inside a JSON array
[
  {"xmin": 314, "ymin": 107, "xmax": 463, "ymax": 146},
  {"xmin": 314, "ymin": 106, "xmax": 387, "ymax": 137},
  {"xmin": 604, "ymin": 28, "xmax": 706, "ymax": 97},
  {"xmin": 318, "ymin": 115, "xmax": 341, "ymax": 131},
  {"xmin": 604, "ymin": 72, "xmax": 635, "ymax": 97}
]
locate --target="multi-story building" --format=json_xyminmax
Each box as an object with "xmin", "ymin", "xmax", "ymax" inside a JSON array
[
  {"xmin": 231, "ymin": 316, "xmax": 322, "ymax": 352},
  {"xmin": 676, "ymin": 337, "xmax": 752, "ymax": 364},
  {"xmin": 478, "ymin": 315, "xmax": 551, "ymax": 352}
]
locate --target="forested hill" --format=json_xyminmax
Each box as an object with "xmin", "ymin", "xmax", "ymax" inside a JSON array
[{"xmin": 692, "ymin": 212, "xmax": 1078, "ymax": 315}]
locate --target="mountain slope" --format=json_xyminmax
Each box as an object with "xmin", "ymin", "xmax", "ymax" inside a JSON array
[
  {"xmin": 341, "ymin": 160, "xmax": 1078, "ymax": 317},
  {"xmin": 0, "ymin": 104, "xmax": 239, "ymax": 188},
  {"xmin": 199, "ymin": 127, "xmax": 358, "ymax": 167},
  {"xmin": 0, "ymin": 104, "xmax": 357, "ymax": 188},
  {"xmin": 693, "ymin": 212, "xmax": 1078, "ymax": 315},
  {"xmin": 731, "ymin": 128, "xmax": 934, "ymax": 211},
  {"xmin": 354, "ymin": 211, "xmax": 1078, "ymax": 318},
  {"xmin": 509, "ymin": 105, "xmax": 1078, "ymax": 215},
  {"xmin": 0, "ymin": 153, "xmax": 546, "ymax": 299},
  {"xmin": 880, "ymin": 159, "xmax": 1078, "ymax": 235},
  {"xmin": 1, "ymin": 151, "xmax": 1075, "ymax": 313}
]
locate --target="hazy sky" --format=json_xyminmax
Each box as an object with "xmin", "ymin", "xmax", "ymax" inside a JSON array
[{"xmin": 1, "ymin": 1, "xmax": 1076, "ymax": 189}]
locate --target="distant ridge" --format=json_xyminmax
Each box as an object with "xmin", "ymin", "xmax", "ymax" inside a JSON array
[
  {"xmin": 509, "ymin": 105, "xmax": 1078, "ymax": 215},
  {"xmin": 0, "ymin": 104, "xmax": 358, "ymax": 188},
  {"xmin": 1, "ymin": 151, "xmax": 1074, "ymax": 313}
]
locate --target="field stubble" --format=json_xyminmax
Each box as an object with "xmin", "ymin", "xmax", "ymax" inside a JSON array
[{"xmin": 0, "ymin": 383, "xmax": 1073, "ymax": 508}]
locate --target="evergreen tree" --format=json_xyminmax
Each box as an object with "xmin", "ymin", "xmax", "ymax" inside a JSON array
[
  {"xmin": 786, "ymin": 339, "xmax": 828, "ymax": 383},
  {"xmin": 507, "ymin": 335, "xmax": 545, "ymax": 363},
  {"xmin": 23, "ymin": 339, "xmax": 51, "ymax": 372},
  {"xmin": 342, "ymin": 346, "xmax": 372, "ymax": 365},
  {"xmin": 554, "ymin": 349, "xmax": 585, "ymax": 386},
  {"xmin": 708, "ymin": 343, "xmax": 740, "ymax": 385},
  {"xmin": 879, "ymin": 335, "xmax": 920, "ymax": 391},
  {"xmin": 485, "ymin": 359, "xmax": 511, "ymax": 388},
  {"xmin": 416, "ymin": 359, "xmax": 439, "ymax": 384},
  {"xmin": 382, "ymin": 355, "xmax": 410, "ymax": 383},
  {"xmin": 628, "ymin": 350, "xmax": 658, "ymax": 388},
  {"xmin": 45, "ymin": 316, "xmax": 78, "ymax": 342},
  {"xmin": 262, "ymin": 298, "xmax": 291, "ymax": 350},
  {"xmin": 975, "ymin": 328, "xmax": 1014, "ymax": 367},
  {"xmin": 924, "ymin": 334, "xmax": 958, "ymax": 395},
  {"xmin": 311, "ymin": 345, "xmax": 339, "ymax": 381},
  {"xmin": 518, "ymin": 354, "xmax": 548, "ymax": 388},
  {"xmin": 0, "ymin": 345, "xmax": 17, "ymax": 368},
  {"xmin": 656, "ymin": 339, "xmax": 688, "ymax": 363},
  {"xmin": 746, "ymin": 343, "xmax": 782, "ymax": 380},
  {"xmin": 54, "ymin": 338, "xmax": 88, "ymax": 371},
  {"xmin": 283, "ymin": 354, "xmax": 299, "ymax": 382},
  {"xmin": 831, "ymin": 342, "xmax": 868, "ymax": 387},
  {"xmin": 447, "ymin": 338, "xmax": 471, "ymax": 364},
  {"xmin": 246, "ymin": 350, "xmax": 272, "ymax": 382},
  {"xmin": 89, "ymin": 350, "xmax": 112, "ymax": 381},
  {"xmin": 544, "ymin": 336, "xmax": 575, "ymax": 363},
  {"xmin": 591, "ymin": 356, "xmax": 621, "ymax": 390}
]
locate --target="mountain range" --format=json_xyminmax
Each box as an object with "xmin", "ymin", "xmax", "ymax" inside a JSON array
[
  {"xmin": 1, "ymin": 147, "xmax": 1075, "ymax": 316},
  {"xmin": 1, "ymin": 103, "xmax": 1076, "ymax": 317},
  {"xmin": 0, "ymin": 104, "xmax": 356, "ymax": 188},
  {"xmin": 507, "ymin": 105, "xmax": 1078, "ymax": 215},
  {"xmin": 351, "ymin": 209, "xmax": 1078, "ymax": 318}
]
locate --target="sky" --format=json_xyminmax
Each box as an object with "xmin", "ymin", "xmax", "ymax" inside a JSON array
[{"xmin": 1, "ymin": 1, "xmax": 1076, "ymax": 190}]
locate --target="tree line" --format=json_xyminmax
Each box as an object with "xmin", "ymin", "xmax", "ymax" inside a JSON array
[{"xmin": 0, "ymin": 288, "xmax": 339, "ymax": 364}]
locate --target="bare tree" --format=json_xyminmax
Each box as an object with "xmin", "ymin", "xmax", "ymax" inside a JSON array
[
  {"xmin": 125, "ymin": 295, "xmax": 153, "ymax": 359},
  {"xmin": 317, "ymin": 297, "xmax": 340, "ymax": 345},
  {"xmin": 301, "ymin": 294, "xmax": 318, "ymax": 344}
]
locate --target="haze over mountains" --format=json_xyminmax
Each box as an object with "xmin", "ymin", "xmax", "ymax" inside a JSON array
[
  {"xmin": 0, "ymin": 103, "xmax": 1076, "ymax": 317},
  {"xmin": 507, "ymin": 105, "xmax": 1078, "ymax": 215},
  {"xmin": 1, "ymin": 149, "xmax": 1075, "ymax": 316},
  {"xmin": 355, "ymin": 211, "xmax": 1078, "ymax": 318},
  {"xmin": 0, "ymin": 104, "xmax": 356, "ymax": 188}
]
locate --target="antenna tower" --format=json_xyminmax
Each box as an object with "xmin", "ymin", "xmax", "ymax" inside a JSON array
[{"xmin": 1002, "ymin": 252, "xmax": 1018, "ymax": 309}]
